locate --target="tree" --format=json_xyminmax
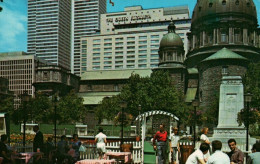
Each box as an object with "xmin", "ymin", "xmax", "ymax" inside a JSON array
[
  {"xmin": 95, "ymin": 71, "xmax": 190, "ymax": 126},
  {"xmin": 243, "ymin": 62, "xmax": 260, "ymax": 109},
  {"xmin": 0, "ymin": 95, "xmax": 14, "ymax": 116}
]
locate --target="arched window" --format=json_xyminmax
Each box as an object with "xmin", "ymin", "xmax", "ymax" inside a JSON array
[
  {"xmin": 167, "ymin": 52, "xmax": 173, "ymax": 61},
  {"xmin": 234, "ymin": 29, "xmax": 242, "ymax": 43},
  {"xmin": 222, "ymin": 0, "xmax": 226, "ymax": 5}
]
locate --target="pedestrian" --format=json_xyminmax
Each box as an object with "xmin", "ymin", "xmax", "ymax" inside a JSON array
[
  {"xmin": 170, "ymin": 127, "xmax": 180, "ymax": 164},
  {"xmin": 33, "ymin": 125, "xmax": 44, "ymax": 152},
  {"xmin": 0, "ymin": 134, "xmax": 14, "ymax": 164},
  {"xmin": 153, "ymin": 123, "xmax": 170, "ymax": 164},
  {"xmin": 95, "ymin": 127, "xmax": 107, "ymax": 159},
  {"xmin": 200, "ymin": 127, "xmax": 210, "ymax": 144},
  {"xmin": 227, "ymin": 139, "xmax": 244, "ymax": 164},
  {"xmin": 186, "ymin": 143, "xmax": 210, "ymax": 164},
  {"xmin": 57, "ymin": 135, "xmax": 73, "ymax": 164},
  {"xmin": 71, "ymin": 134, "xmax": 81, "ymax": 161},
  {"xmin": 206, "ymin": 140, "xmax": 229, "ymax": 164},
  {"xmin": 247, "ymin": 142, "xmax": 260, "ymax": 164}
]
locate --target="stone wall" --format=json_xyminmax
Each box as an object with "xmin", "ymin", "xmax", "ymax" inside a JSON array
[{"xmin": 198, "ymin": 60, "xmax": 247, "ymax": 109}]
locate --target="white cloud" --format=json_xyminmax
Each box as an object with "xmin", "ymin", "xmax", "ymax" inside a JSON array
[{"xmin": 0, "ymin": 1, "xmax": 27, "ymax": 52}]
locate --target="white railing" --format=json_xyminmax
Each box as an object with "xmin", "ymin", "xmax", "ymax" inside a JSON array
[{"xmin": 80, "ymin": 141, "xmax": 142, "ymax": 163}]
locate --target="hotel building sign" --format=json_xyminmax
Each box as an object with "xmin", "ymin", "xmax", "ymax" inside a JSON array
[{"xmin": 106, "ymin": 15, "xmax": 151, "ymax": 23}]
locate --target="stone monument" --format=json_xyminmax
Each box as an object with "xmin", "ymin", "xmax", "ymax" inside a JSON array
[{"xmin": 210, "ymin": 76, "xmax": 256, "ymax": 146}]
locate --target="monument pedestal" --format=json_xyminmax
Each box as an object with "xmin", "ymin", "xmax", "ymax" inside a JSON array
[
  {"xmin": 210, "ymin": 76, "xmax": 256, "ymax": 147},
  {"xmin": 210, "ymin": 128, "xmax": 256, "ymax": 146}
]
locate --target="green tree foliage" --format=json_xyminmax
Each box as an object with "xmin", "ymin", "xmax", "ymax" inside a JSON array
[
  {"xmin": 0, "ymin": 95, "xmax": 14, "ymax": 115},
  {"xmin": 12, "ymin": 90, "xmax": 86, "ymax": 124},
  {"xmin": 95, "ymin": 71, "xmax": 190, "ymax": 125},
  {"xmin": 243, "ymin": 62, "xmax": 260, "ymax": 109}
]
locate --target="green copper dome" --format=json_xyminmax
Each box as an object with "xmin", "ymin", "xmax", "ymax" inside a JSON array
[
  {"xmin": 160, "ymin": 22, "xmax": 184, "ymax": 49},
  {"xmin": 192, "ymin": 0, "xmax": 257, "ymax": 25}
]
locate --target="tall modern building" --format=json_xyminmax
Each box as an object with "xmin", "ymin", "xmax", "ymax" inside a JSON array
[
  {"xmin": 80, "ymin": 6, "xmax": 191, "ymax": 74},
  {"xmin": 72, "ymin": 0, "xmax": 106, "ymax": 75},
  {"xmin": 27, "ymin": 0, "xmax": 72, "ymax": 70}
]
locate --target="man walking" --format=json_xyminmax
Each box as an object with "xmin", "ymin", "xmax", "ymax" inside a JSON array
[
  {"xmin": 153, "ymin": 123, "xmax": 169, "ymax": 164},
  {"xmin": 206, "ymin": 140, "xmax": 229, "ymax": 164},
  {"xmin": 227, "ymin": 139, "xmax": 244, "ymax": 164}
]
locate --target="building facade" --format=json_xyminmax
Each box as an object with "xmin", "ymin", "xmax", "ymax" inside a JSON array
[
  {"xmin": 72, "ymin": 0, "xmax": 106, "ymax": 75},
  {"xmin": 80, "ymin": 6, "xmax": 191, "ymax": 75},
  {"xmin": 0, "ymin": 52, "xmax": 46, "ymax": 107},
  {"xmin": 27, "ymin": 0, "xmax": 71, "ymax": 70}
]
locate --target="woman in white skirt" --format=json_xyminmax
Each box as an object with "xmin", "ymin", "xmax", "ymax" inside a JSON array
[{"xmin": 95, "ymin": 127, "xmax": 107, "ymax": 159}]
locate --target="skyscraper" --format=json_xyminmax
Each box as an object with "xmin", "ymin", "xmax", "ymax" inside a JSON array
[
  {"xmin": 72, "ymin": 0, "xmax": 106, "ymax": 75},
  {"xmin": 27, "ymin": 0, "xmax": 71, "ymax": 70}
]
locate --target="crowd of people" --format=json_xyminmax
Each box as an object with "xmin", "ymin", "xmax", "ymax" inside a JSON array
[
  {"xmin": 0, "ymin": 125, "xmax": 108, "ymax": 164},
  {"xmin": 153, "ymin": 123, "xmax": 260, "ymax": 164}
]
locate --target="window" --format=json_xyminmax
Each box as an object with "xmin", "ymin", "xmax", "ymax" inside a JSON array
[
  {"xmin": 151, "ymin": 45, "xmax": 159, "ymax": 48},
  {"xmin": 104, "ymin": 66, "xmax": 111, "ymax": 69},
  {"xmin": 234, "ymin": 29, "xmax": 242, "ymax": 43},
  {"xmin": 116, "ymin": 42, "xmax": 123, "ymax": 46},
  {"xmin": 93, "ymin": 66, "xmax": 100, "ymax": 70},
  {"xmin": 220, "ymin": 29, "xmax": 228, "ymax": 43},
  {"xmin": 138, "ymin": 59, "xmax": 147, "ymax": 63},
  {"xmin": 93, "ymin": 53, "xmax": 100, "ymax": 56},
  {"xmin": 82, "ymin": 45, "xmax": 87, "ymax": 48},
  {"xmin": 127, "ymin": 60, "xmax": 135, "ymax": 63},
  {"xmin": 139, "ymin": 36, "xmax": 147, "ymax": 39},
  {"xmin": 139, "ymin": 50, "xmax": 147, "ymax": 53},
  {"xmin": 82, "ymin": 40, "xmax": 87, "ymax": 44},
  {"xmin": 104, "ymin": 43, "xmax": 112, "ymax": 46},
  {"xmin": 93, "ymin": 44, "xmax": 100, "ymax": 47},
  {"xmin": 127, "ymin": 55, "xmax": 135, "ymax": 59},
  {"xmin": 82, "ymin": 58, "xmax": 87, "ymax": 62},
  {"xmin": 115, "ymin": 61, "xmax": 123, "ymax": 64},
  {"xmin": 93, "ymin": 48, "xmax": 100, "ymax": 52},
  {"xmin": 104, "ymin": 61, "xmax": 112, "ymax": 64},
  {"xmin": 104, "ymin": 52, "xmax": 112, "ymax": 56},
  {"xmin": 115, "ymin": 65, "xmax": 123, "ymax": 69},
  {"xmin": 138, "ymin": 64, "xmax": 147, "ymax": 68},
  {"xmin": 209, "ymin": 2, "xmax": 213, "ymax": 7},
  {"xmin": 150, "ymin": 59, "xmax": 159, "ymax": 62},
  {"xmin": 104, "ymin": 48, "xmax": 112, "ymax": 51},
  {"xmin": 127, "ymin": 46, "xmax": 135, "ymax": 49},
  {"xmin": 93, "ymin": 57, "xmax": 100, "ymax": 61},
  {"xmin": 115, "ymin": 51, "xmax": 123, "ymax": 55},
  {"xmin": 127, "ymin": 65, "xmax": 135, "ymax": 68},
  {"xmin": 127, "ymin": 42, "xmax": 135, "ymax": 45},
  {"xmin": 151, "ymin": 54, "xmax": 159, "ymax": 58},
  {"xmin": 139, "ymin": 41, "xmax": 147, "ymax": 44},
  {"xmin": 82, "ymin": 49, "xmax": 87, "ymax": 53},
  {"xmin": 104, "ymin": 38, "xmax": 112, "ymax": 42},
  {"xmin": 116, "ymin": 47, "xmax": 123, "ymax": 50},
  {"xmin": 151, "ymin": 40, "xmax": 159, "ymax": 43},
  {"xmin": 127, "ymin": 51, "xmax": 135, "ymax": 54},
  {"xmin": 127, "ymin": 37, "xmax": 135, "ymax": 40},
  {"xmin": 115, "ymin": 56, "xmax": 123, "ymax": 59},
  {"xmin": 222, "ymin": 0, "xmax": 226, "ymax": 5},
  {"xmin": 151, "ymin": 50, "xmax": 158, "ymax": 53},
  {"xmin": 116, "ymin": 38, "xmax": 123, "ymax": 41},
  {"xmin": 222, "ymin": 66, "xmax": 228, "ymax": 75},
  {"xmin": 93, "ymin": 39, "xmax": 100, "ymax": 43},
  {"xmin": 151, "ymin": 35, "xmax": 159, "ymax": 38},
  {"xmin": 92, "ymin": 62, "xmax": 100, "ymax": 65},
  {"xmin": 139, "ymin": 55, "xmax": 147, "ymax": 58},
  {"xmin": 104, "ymin": 57, "xmax": 112, "ymax": 60},
  {"xmin": 139, "ymin": 45, "xmax": 147, "ymax": 49}
]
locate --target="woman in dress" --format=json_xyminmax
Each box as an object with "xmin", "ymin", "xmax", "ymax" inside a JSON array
[
  {"xmin": 200, "ymin": 127, "xmax": 210, "ymax": 144},
  {"xmin": 95, "ymin": 127, "xmax": 107, "ymax": 159}
]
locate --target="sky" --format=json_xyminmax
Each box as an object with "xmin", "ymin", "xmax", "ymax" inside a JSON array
[{"xmin": 0, "ymin": 0, "xmax": 260, "ymax": 53}]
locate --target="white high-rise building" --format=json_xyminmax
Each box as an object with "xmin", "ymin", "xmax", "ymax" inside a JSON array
[
  {"xmin": 80, "ymin": 6, "xmax": 191, "ymax": 74},
  {"xmin": 27, "ymin": 0, "xmax": 72, "ymax": 70},
  {"xmin": 72, "ymin": 0, "xmax": 107, "ymax": 75}
]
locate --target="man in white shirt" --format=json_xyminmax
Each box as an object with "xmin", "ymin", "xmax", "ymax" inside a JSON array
[
  {"xmin": 186, "ymin": 143, "xmax": 210, "ymax": 164},
  {"xmin": 206, "ymin": 140, "xmax": 230, "ymax": 164},
  {"xmin": 170, "ymin": 127, "xmax": 180, "ymax": 164}
]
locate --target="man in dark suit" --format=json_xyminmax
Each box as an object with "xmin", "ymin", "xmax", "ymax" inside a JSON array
[{"xmin": 33, "ymin": 125, "xmax": 44, "ymax": 152}]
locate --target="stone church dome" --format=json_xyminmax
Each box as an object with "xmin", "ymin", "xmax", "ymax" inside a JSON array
[
  {"xmin": 160, "ymin": 22, "xmax": 183, "ymax": 49},
  {"xmin": 192, "ymin": 0, "xmax": 257, "ymax": 26}
]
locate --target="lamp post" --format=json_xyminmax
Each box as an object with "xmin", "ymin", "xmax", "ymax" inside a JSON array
[
  {"xmin": 192, "ymin": 99, "xmax": 199, "ymax": 147},
  {"xmin": 138, "ymin": 105, "xmax": 141, "ymax": 136},
  {"xmin": 21, "ymin": 91, "xmax": 30, "ymax": 152},
  {"xmin": 119, "ymin": 101, "xmax": 127, "ymax": 149},
  {"xmin": 53, "ymin": 93, "xmax": 59, "ymax": 148},
  {"xmin": 244, "ymin": 93, "xmax": 252, "ymax": 153}
]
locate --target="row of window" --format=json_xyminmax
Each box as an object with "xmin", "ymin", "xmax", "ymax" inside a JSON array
[{"xmin": 87, "ymin": 63, "xmax": 158, "ymax": 70}]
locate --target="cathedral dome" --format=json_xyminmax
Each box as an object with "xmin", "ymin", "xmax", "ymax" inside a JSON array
[
  {"xmin": 192, "ymin": 0, "xmax": 257, "ymax": 26},
  {"xmin": 160, "ymin": 22, "xmax": 183, "ymax": 49}
]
